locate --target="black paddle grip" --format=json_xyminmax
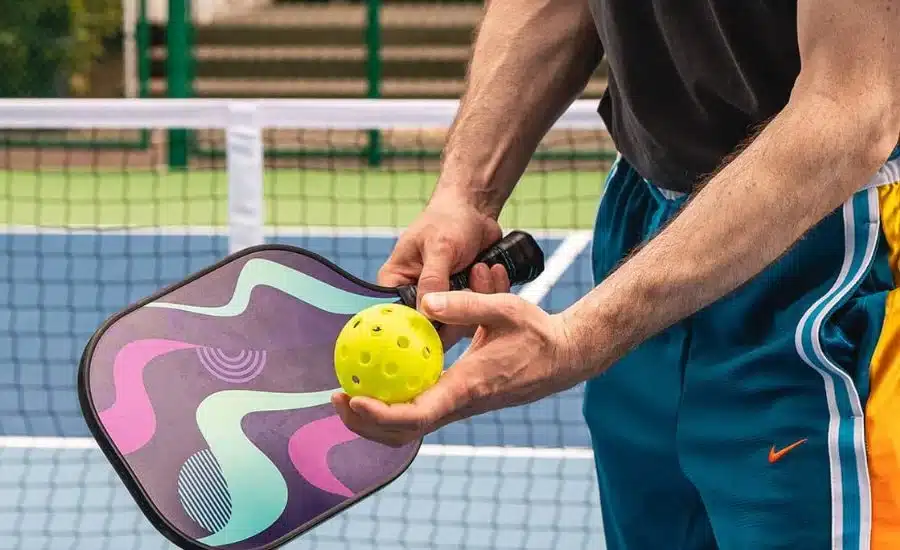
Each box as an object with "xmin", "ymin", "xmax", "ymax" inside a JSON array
[{"xmin": 397, "ymin": 230, "xmax": 545, "ymax": 308}]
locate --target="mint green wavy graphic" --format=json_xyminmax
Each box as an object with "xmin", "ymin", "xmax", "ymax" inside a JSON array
[
  {"xmin": 146, "ymin": 258, "xmax": 395, "ymax": 317},
  {"xmin": 194, "ymin": 389, "xmax": 336, "ymax": 547}
]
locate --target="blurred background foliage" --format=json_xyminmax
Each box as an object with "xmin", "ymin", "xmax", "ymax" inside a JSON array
[{"xmin": 0, "ymin": 0, "xmax": 122, "ymax": 97}]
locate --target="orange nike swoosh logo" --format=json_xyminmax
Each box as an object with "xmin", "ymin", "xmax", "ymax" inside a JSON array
[{"xmin": 768, "ymin": 439, "xmax": 808, "ymax": 464}]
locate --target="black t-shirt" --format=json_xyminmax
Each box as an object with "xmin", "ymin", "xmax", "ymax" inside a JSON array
[{"xmin": 589, "ymin": 0, "xmax": 801, "ymax": 192}]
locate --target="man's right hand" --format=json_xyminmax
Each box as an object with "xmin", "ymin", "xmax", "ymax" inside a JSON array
[{"xmin": 377, "ymin": 189, "xmax": 511, "ymax": 349}]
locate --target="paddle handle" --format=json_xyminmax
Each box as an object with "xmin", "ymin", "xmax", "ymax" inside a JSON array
[{"xmin": 397, "ymin": 230, "xmax": 545, "ymax": 308}]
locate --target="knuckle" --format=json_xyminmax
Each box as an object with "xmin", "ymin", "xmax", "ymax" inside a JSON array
[
  {"xmin": 459, "ymin": 292, "xmax": 485, "ymax": 315},
  {"xmin": 457, "ymin": 291, "xmax": 476, "ymax": 307},
  {"xmin": 493, "ymin": 294, "xmax": 521, "ymax": 318},
  {"xmin": 418, "ymin": 272, "xmax": 443, "ymax": 285},
  {"xmin": 495, "ymin": 271, "xmax": 511, "ymax": 291},
  {"xmin": 463, "ymin": 376, "xmax": 492, "ymax": 405},
  {"xmin": 428, "ymin": 233, "xmax": 459, "ymax": 258},
  {"xmin": 417, "ymin": 273, "xmax": 447, "ymax": 293}
]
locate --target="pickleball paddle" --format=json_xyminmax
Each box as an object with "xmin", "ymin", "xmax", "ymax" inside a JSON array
[{"xmin": 77, "ymin": 230, "xmax": 544, "ymax": 550}]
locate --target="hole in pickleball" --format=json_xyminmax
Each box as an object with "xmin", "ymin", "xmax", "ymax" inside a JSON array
[
  {"xmin": 384, "ymin": 362, "xmax": 398, "ymax": 376},
  {"xmin": 352, "ymin": 318, "xmax": 361, "ymax": 329},
  {"xmin": 360, "ymin": 351, "xmax": 371, "ymax": 364},
  {"xmin": 352, "ymin": 375, "xmax": 360, "ymax": 385},
  {"xmin": 397, "ymin": 336, "xmax": 409, "ymax": 349},
  {"xmin": 371, "ymin": 325, "xmax": 383, "ymax": 335},
  {"xmin": 340, "ymin": 345, "xmax": 348, "ymax": 359},
  {"xmin": 407, "ymin": 376, "xmax": 421, "ymax": 390},
  {"xmin": 382, "ymin": 308, "xmax": 393, "ymax": 314},
  {"xmin": 422, "ymin": 346, "xmax": 431, "ymax": 358}
]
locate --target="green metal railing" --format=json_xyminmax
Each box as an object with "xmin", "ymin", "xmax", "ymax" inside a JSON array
[
  {"xmin": 181, "ymin": 0, "xmax": 388, "ymax": 167},
  {"xmin": 166, "ymin": 0, "xmax": 192, "ymax": 168},
  {"xmin": 365, "ymin": 0, "xmax": 382, "ymax": 167},
  {"xmin": 175, "ymin": 0, "xmax": 612, "ymax": 167},
  {"xmin": 1, "ymin": 0, "xmax": 610, "ymax": 167}
]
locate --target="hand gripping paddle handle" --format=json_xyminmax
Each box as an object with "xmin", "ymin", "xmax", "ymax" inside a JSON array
[{"xmin": 397, "ymin": 230, "xmax": 545, "ymax": 308}]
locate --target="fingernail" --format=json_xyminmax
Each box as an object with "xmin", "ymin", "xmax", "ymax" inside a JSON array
[{"xmin": 424, "ymin": 293, "xmax": 446, "ymax": 312}]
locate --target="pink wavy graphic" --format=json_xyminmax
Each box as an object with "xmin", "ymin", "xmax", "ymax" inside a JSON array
[
  {"xmin": 288, "ymin": 415, "xmax": 360, "ymax": 498},
  {"xmin": 97, "ymin": 339, "xmax": 199, "ymax": 455}
]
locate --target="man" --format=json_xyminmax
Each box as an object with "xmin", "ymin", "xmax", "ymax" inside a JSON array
[{"xmin": 333, "ymin": 0, "xmax": 900, "ymax": 548}]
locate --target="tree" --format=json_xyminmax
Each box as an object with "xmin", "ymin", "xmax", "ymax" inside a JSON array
[{"xmin": 0, "ymin": 0, "xmax": 123, "ymax": 97}]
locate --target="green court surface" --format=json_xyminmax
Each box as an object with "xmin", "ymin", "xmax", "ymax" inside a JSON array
[{"xmin": 0, "ymin": 169, "xmax": 607, "ymax": 229}]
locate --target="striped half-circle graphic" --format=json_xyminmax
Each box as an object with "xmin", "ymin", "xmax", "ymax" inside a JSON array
[
  {"xmin": 196, "ymin": 348, "xmax": 267, "ymax": 384},
  {"xmin": 177, "ymin": 449, "xmax": 233, "ymax": 536}
]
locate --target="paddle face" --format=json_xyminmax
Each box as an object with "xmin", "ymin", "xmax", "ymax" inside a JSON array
[{"xmin": 78, "ymin": 245, "xmax": 421, "ymax": 550}]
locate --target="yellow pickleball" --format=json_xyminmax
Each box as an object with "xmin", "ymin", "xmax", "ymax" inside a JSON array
[{"xmin": 334, "ymin": 303, "xmax": 443, "ymax": 404}]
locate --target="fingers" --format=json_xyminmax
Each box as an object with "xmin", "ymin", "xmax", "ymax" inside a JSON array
[
  {"xmin": 332, "ymin": 376, "xmax": 468, "ymax": 448},
  {"xmin": 491, "ymin": 263, "xmax": 511, "ymax": 293},
  {"xmin": 377, "ymin": 268, "xmax": 411, "ymax": 288},
  {"xmin": 377, "ymin": 242, "xmax": 417, "ymax": 287},
  {"xmin": 349, "ymin": 398, "xmax": 426, "ymax": 432},
  {"xmin": 335, "ymin": 367, "xmax": 472, "ymax": 442},
  {"xmin": 438, "ymin": 267, "xmax": 490, "ymax": 344},
  {"xmin": 331, "ymin": 393, "xmax": 412, "ymax": 446},
  {"xmin": 468, "ymin": 262, "xmax": 511, "ymax": 295},
  {"xmin": 439, "ymin": 263, "xmax": 510, "ymax": 343},
  {"xmin": 468, "ymin": 263, "xmax": 494, "ymax": 294},
  {"xmin": 421, "ymin": 291, "xmax": 519, "ymax": 327}
]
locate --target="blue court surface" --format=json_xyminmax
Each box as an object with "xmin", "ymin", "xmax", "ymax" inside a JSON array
[{"xmin": 0, "ymin": 230, "xmax": 606, "ymax": 550}]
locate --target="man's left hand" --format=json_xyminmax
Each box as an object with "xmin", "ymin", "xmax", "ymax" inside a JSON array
[{"xmin": 331, "ymin": 291, "xmax": 580, "ymax": 447}]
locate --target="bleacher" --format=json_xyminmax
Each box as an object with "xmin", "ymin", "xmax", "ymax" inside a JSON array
[{"xmin": 145, "ymin": 2, "xmax": 608, "ymax": 99}]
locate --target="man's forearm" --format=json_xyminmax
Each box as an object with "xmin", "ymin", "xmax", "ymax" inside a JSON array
[
  {"xmin": 560, "ymin": 91, "xmax": 898, "ymax": 375},
  {"xmin": 435, "ymin": 0, "xmax": 603, "ymax": 218}
]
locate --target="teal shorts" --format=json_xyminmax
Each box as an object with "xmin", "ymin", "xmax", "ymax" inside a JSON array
[{"xmin": 583, "ymin": 151, "xmax": 900, "ymax": 550}]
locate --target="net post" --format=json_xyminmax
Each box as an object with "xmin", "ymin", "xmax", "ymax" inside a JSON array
[{"xmin": 226, "ymin": 102, "xmax": 266, "ymax": 254}]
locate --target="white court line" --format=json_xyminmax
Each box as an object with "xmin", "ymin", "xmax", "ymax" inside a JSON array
[
  {"xmin": 517, "ymin": 231, "xmax": 593, "ymax": 305},
  {"xmin": 0, "ymin": 436, "xmax": 593, "ymax": 459},
  {"xmin": 0, "ymin": 436, "xmax": 98, "ymax": 450},
  {"xmin": 0, "ymin": 225, "xmax": 585, "ymax": 241},
  {"xmin": 418, "ymin": 445, "xmax": 593, "ymax": 460}
]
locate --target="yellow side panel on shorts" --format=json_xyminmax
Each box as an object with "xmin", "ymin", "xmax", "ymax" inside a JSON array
[{"xmin": 867, "ymin": 182, "xmax": 900, "ymax": 548}]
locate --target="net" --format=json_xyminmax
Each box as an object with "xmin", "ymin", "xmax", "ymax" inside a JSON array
[{"xmin": 0, "ymin": 98, "xmax": 613, "ymax": 550}]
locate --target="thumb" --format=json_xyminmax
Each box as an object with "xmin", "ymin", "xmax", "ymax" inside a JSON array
[
  {"xmin": 421, "ymin": 291, "xmax": 519, "ymax": 327},
  {"xmin": 416, "ymin": 238, "xmax": 457, "ymax": 305}
]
